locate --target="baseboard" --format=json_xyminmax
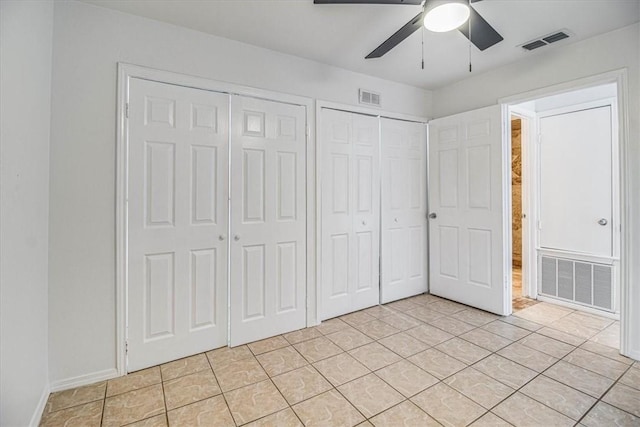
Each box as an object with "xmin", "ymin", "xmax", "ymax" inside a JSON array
[
  {"xmin": 49, "ymin": 368, "xmax": 119, "ymax": 392},
  {"xmin": 29, "ymin": 383, "xmax": 50, "ymax": 427}
]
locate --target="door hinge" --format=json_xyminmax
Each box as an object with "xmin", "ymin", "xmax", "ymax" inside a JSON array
[
  {"xmin": 125, "ymin": 103, "xmax": 129, "ymax": 119},
  {"xmin": 125, "ymin": 340, "xmax": 129, "ymax": 354},
  {"xmin": 537, "ymin": 220, "xmax": 542, "ymax": 230},
  {"xmin": 537, "ymin": 133, "xmax": 542, "ymax": 144}
]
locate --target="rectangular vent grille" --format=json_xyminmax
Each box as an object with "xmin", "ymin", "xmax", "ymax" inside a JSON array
[
  {"xmin": 539, "ymin": 256, "xmax": 613, "ymax": 312},
  {"xmin": 359, "ymin": 89, "xmax": 381, "ymax": 107},
  {"xmin": 521, "ymin": 30, "xmax": 571, "ymax": 51}
]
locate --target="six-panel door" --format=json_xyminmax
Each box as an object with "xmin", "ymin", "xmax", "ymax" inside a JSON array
[{"xmin": 127, "ymin": 78, "xmax": 229, "ymax": 371}]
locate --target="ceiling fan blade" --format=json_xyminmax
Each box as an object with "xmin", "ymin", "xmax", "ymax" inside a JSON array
[
  {"xmin": 458, "ymin": 6, "xmax": 503, "ymax": 51},
  {"xmin": 314, "ymin": 0, "xmax": 423, "ymax": 4},
  {"xmin": 365, "ymin": 11, "xmax": 424, "ymax": 59}
]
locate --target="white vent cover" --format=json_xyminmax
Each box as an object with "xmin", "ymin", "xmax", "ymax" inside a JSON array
[
  {"xmin": 359, "ymin": 89, "xmax": 381, "ymax": 107},
  {"xmin": 539, "ymin": 255, "xmax": 613, "ymax": 312}
]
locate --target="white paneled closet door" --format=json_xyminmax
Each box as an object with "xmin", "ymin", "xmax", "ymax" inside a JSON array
[
  {"xmin": 428, "ymin": 105, "xmax": 508, "ymax": 315},
  {"xmin": 380, "ymin": 118, "xmax": 428, "ymax": 303},
  {"xmin": 229, "ymin": 95, "xmax": 307, "ymax": 346},
  {"xmin": 127, "ymin": 78, "xmax": 229, "ymax": 371},
  {"xmin": 321, "ymin": 108, "xmax": 380, "ymax": 320}
]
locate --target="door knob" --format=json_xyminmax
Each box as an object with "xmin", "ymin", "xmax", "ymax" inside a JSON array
[
  {"xmin": 394, "ymin": 218, "xmax": 398, "ymax": 223},
  {"xmin": 598, "ymin": 218, "xmax": 608, "ymax": 226},
  {"xmin": 362, "ymin": 220, "xmax": 367, "ymax": 226},
  {"xmin": 234, "ymin": 235, "xmax": 241, "ymax": 241},
  {"xmin": 428, "ymin": 213, "xmax": 437, "ymax": 219},
  {"xmin": 219, "ymin": 235, "xmax": 226, "ymax": 241}
]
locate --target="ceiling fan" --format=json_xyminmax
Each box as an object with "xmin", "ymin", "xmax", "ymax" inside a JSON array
[{"xmin": 314, "ymin": 0, "xmax": 503, "ymax": 59}]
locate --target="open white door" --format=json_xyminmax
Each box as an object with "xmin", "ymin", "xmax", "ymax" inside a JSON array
[
  {"xmin": 320, "ymin": 108, "xmax": 380, "ymax": 319},
  {"xmin": 128, "ymin": 78, "xmax": 229, "ymax": 371},
  {"xmin": 380, "ymin": 118, "xmax": 428, "ymax": 303},
  {"xmin": 229, "ymin": 95, "xmax": 307, "ymax": 346},
  {"xmin": 428, "ymin": 105, "xmax": 509, "ymax": 315}
]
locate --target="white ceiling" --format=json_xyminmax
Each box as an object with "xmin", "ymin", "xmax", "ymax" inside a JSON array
[{"xmin": 80, "ymin": 0, "xmax": 640, "ymax": 89}]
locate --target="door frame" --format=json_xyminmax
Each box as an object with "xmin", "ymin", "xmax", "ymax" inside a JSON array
[
  {"xmin": 116, "ymin": 63, "xmax": 314, "ymax": 375},
  {"xmin": 314, "ymin": 100, "xmax": 428, "ymax": 320},
  {"xmin": 499, "ymin": 69, "xmax": 631, "ymax": 357}
]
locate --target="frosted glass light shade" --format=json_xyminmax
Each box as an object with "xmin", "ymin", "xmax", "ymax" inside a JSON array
[{"xmin": 423, "ymin": 2, "xmax": 470, "ymax": 33}]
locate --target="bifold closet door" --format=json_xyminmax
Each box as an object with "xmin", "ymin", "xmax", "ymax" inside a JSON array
[
  {"xmin": 321, "ymin": 108, "xmax": 380, "ymax": 320},
  {"xmin": 229, "ymin": 95, "xmax": 307, "ymax": 346},
  {"xmin": 127, "ymin": 78, "xmax": 229, "ymax": 371},
  {"xmin": 380, "ymin": 118, "xmax": 428, "ymax": 303}
]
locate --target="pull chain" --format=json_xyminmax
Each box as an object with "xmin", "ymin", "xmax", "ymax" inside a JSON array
[
  {"xmin": 421, "ymin": 26, "xmax": 425, "ymax": 70},
  {"xmin": 468, "ymin": 0, "xmax": 472, "ymax": 72}
]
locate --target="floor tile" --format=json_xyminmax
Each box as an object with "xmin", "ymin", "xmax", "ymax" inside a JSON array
[
  {"xmin": 167, "ymin": 395, "xmax": 234, "ymax": 427},
  {"xmin": 386, "ymin": 299, "xmax": 421, "ymax": 312},
  {"xmin": 283, "ymin": 327, "xmax": 323, "ymax": 345},
  {"xmin": 313, "ymin": 352, "xmax": 370, "ymax": 386},
  {"xmin": 428, "ymin": 316, "xmax": 476, "ymax": 336},
  {"xmin": 544, "ymin": 360, "xmax": 614, "ymax": 398},
  {"xmin": 429, "ymin": 300, "xmax": 468, "ymax": 315},
  {"xmin": 444, "ymin": 367, "xmax": 514, "ymax": 409},
  {"xmin": 581, "ymin": 401, "xmax": 640, "ymax": 427},
  {"xmin": 370, "ymin": 400, "xmax": 440, "ymax": 427},
  {"xmin": 244, "ymin": 407, "xmax": 303, "ymax": 427},
  {"xmin": 40, "ymin": 400, "xmax": 103, "ymax": 427},
  {"xmin": 472, "ymin": 354, "xmax": 537, "ymax": 389},
  {"xmin": 563, "ymin": 347, "xmax": 629, "ymax": 379},
  {"xmin": 292, "ymin": 390, "xmax": 365, "ymax": 427},
  {"xmin": 547, "ymin": 316, "xmax": 601, "ymax": 340},
  {"xmin": 497, "ymin": 342, "xmax": 558, "ymax": 372},
  {"xmin": 45, "ymin": 381, "xmax": 106, "ymax": 413},
  {"xmin": 518, "ymin": 333, "xmax": 575, "ymax": 359},
  {"xmin": 163, "ymin": 369, "xmax": 221, "ymax": 410},
  {"xmin": 520, "ymin": 375, "xmax": 595, "ymax": 420},
  {"xmin": 405, "ymin": 324, "xmax": 454, "ymax": 347},
  {"xmin": 513, "ymin": 302, "xmax": 573, "ymax": 326},
  {"xmin": 348, "ymin": 342, "xmax": 402, "ymax": 371},
  {"xmin": 362, "ymin": 305, "xmax": 395, "ymax": 319},
  {"xmin": 378, "ymin": 332, "xmax": 429, "ymax": 358},
  {"xmin": 408, "ymin": 348, "xmax": 466, "ymax": 380},
  {"xmin": 619, "ymin": 366, "xmax": 640, "ymax": 390},
  {"xmin": 469, "ymin": 412, "xmax": 513, "ymax": 426},
  {"xmin": 206, "ymin": 345, "xmax": 252, "ymax": 369},
  {"xmin": 378, "ymin": 313, "xmax": 422, "ymax": 330},
  {"xmin": 482, "ymin": 321, "xmax": 530, "ymax": 341},
  {"xmin": 354, "ymin": 319, "xmax": 400, "ymax": 340},
  {"xmin": 326, "ymin": 327, "xmax": 374, "ymax": 351},
  {"xmin": 314, "ymin": 318, "xmax": 350, "ymax": 335},
  {"xmin": 376, "ymin": 360, "xmax": 438, "ymax": 397},
  {"xmin": 405, "ymin": 306, "xmax": 447, "ymax": 323},
  {"xmin": 590, "ymin": 321, "xmax": 621, "ymax": 348},
  {"xmin": 160, "ymin": 354, "xmax": 210, "ymax": 381},
  {"xmin": 225, "ymin": 379, "xmax": 288, "ymax": 425},
  {"xmin": 499, "ymin": 316, "xmax": 543, "ymax": 332},
  {"xmin": 257, "ymin": 346, "xmax": 308, "ymax": 377},
  {"xmin": 579, "ymin": 341, "xmax": 633, "ymax": 365},
  {"xmin": 460, "ymin": 328, "xmax": 513, "ymax": 352},
  {"xmin": 340, "ymin": 310, "xmax": 377, "ymax": 326},
  {"xmin": 563, "ymin": 312, "xmax": 614, "ymax": 331},
  {"xmin": 493, "ymin": 392, "xmax": 574, "ymax": 427},
  {"xmin": 436, "ymin": 337, "xmax": 491, "ymax": 365},
  {"xmin": 338, "ymin": 374, "xmax": 404, "ymax": 418},
  {"xmin": 536, "ymin": 326, "xmax": 586, "ymax": 346},
  {"xmin": 293, "ymin": 336, "xmax": 343, "ymax": 363},
  {"xmin": 213, "ymin": 356, "xmax": 268, "ymax": 392},
  {"xmin": 248, "ymin": 335, "xmax": 290, "ymax": 355},
  {"xmin": 107, "ymin": 367, "xmax": 161, "ymax": 398},
  {"xmin": 408, "ymin": 294, "xmax": 443, "ymax": 305},
  {"xmin": 272, "ymin": 365, "xmax": 332, "ymax": 405},
  {"xmin": 102, "ymin": 384, "xmax": 165, "ymax": 427},
  {"xmin": 411, "ymin": 382, "xmax": 486, "ymax": 427},
  {"xmin": 451, "ymin": 309, "xmax": 498, "ymax": 326},
  {"xmin": 602, "ymin": 383, "xmax": 640, "ymax": 417},
  {"xmin": 127, "ymin": 414, "xmax": 168, "ymax": 427}
]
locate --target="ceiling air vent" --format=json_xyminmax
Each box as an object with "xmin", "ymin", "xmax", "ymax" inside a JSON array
[
  {"xmin": 359, "ymin": 89, "xmax": 381, "ymax": 107},
  {"xmin": 520, "ymin": 29, "xmax": 572, "ymax": 51}
]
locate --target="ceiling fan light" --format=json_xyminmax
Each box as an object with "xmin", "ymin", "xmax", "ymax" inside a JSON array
[{"xmin": 423, "ymin": 2, "xmax": 470, "ymax": 33}]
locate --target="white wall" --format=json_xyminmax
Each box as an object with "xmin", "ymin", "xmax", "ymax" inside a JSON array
[
  {"xmin": 0, "ymin": 1, "xmax": 53, "ymax": 425},
  {"xmin": 433, "ymin": 23, "xmax": 640, "ymax": 359},
  {"xmin": 48, "ymin": 0, "xmax": 432, "ymax": 385}
]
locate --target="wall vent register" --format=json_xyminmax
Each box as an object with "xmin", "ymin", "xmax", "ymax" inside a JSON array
[
  {"xmin": 521, "ymin": 30, "xmax": 570, "ymax": 51},
  {"xmin": 359, "ymin": 89, "xmax": 381, "ymax": 107}
]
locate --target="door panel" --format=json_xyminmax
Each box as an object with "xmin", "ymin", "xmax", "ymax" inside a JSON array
[
  {"xmin": 428, "ymin": 105, "xmax": 508, "ymax": 315},
  {"xmin": 539, "ymin": 106, "xmax": 612, "ymax": 257},
  {"xmin": 128, "ymin": 78, "xmax": 228, "ymax": 371},
  {"xmin": 321, "ymin": 109, "xmax": 380, "ymax": 319},
  {"xmin": 380, "ymin": 118, "xmax": 428, "ymax": 303},
  {"xmin": 230, "ymin": 95, "xmax": 306, "ymax": 345}
]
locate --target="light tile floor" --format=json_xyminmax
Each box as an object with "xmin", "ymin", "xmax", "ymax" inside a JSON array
[{"xmin": 40, "ymin": 296, "xmax": 639, "ymax": 427}]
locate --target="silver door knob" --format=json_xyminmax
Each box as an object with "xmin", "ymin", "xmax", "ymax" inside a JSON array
[
  {"xmin": 598, "ymin": 218, "xmax": 608, "ymax": 226},
  {"xmin": 219, "ymin": 235, "xmax": 226, "ymax": 241},
  {"xmin": 428, "ymin": 213, "xmax": 437, "ymax": 219},
  {"xmin": 234, "ymin": 235, "xmax": 241, "ymax": 241}
]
